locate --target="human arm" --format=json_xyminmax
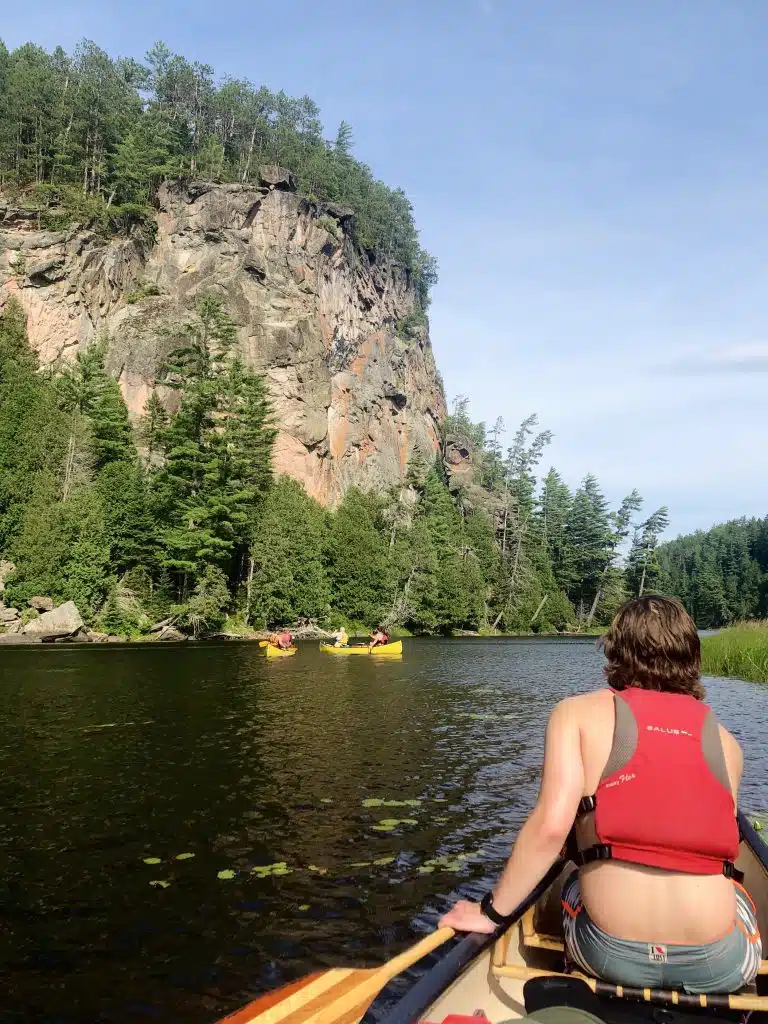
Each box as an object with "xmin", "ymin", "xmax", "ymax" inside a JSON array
[{"xmin": 439, "ymin": 697, "xmax": 586, "ymax": 933}]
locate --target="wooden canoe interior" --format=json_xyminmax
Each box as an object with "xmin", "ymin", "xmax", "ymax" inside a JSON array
[{"xmin": 421, "ymin": 834, "xmax": 768, "ymax": 1022}]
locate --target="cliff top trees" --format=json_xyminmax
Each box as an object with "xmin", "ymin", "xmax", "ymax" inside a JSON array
[{"xmin": 0, "ymin": 36, "xmax": 437, "ymax": 305}]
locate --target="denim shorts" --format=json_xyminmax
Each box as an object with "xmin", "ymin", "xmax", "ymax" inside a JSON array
[{"xmin": 561, "ymin": 870, "xmax": 762, "ymax": 993}]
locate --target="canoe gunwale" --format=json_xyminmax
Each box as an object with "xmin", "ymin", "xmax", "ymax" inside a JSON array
[
  {"xmin": 373, "ymin": 810, "xmax": 768, "ymax": 1024},
  {"xmin": 370, "ymin": 858, "xmax": 567, "ymax": 1024},
  {"xmin": 319, "ymin": 640, "xmax": 403, "ymax": 656}
]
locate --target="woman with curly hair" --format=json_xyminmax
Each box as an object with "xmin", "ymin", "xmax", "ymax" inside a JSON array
[{"xmin": 440, "ymin": 595, "xmax": 761, "ymax": 994}]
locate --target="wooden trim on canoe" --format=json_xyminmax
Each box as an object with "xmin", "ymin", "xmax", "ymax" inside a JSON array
[{"xmin": 492, "ymin": 963, "xmax": 768, "ymax": 1012}]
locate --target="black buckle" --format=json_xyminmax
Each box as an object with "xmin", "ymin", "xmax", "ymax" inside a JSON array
[
  {"xmin": 574, "ymin": 843, "xmax": 612, "ymax": 867},
  {"xmin": 577, "ymin": 795, "xmax": 596, "ymax": 816},
  {"xmin": 723, "ymin": 861, "xmax": 745, "ymax": 883}
]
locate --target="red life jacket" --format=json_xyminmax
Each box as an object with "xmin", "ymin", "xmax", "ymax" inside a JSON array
[{"xmin": 575, "ymin": 688, "xmax": 740, "ymax": 878}]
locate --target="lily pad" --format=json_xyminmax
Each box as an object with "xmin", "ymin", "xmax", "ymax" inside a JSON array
[
  {"xmin": 252, "ymin": 861, "xmax": 292, "ymax": 877},
  {"xmin": 362, "ymin": 798, "xmax": 421, "ymax": 808},
  {"xmin": 149, "ymin": 879, "xmax": 170, "ymax": 888},
  {"xmin": 351, "ymin": 861, "xmax": 372, "ymax": 868},
  {"xmin": 299, "ymin": 904, "xmax": 310, "ymax": 911},
  {"xmin": 372, "ymin": 818, "xmax": 417, "ymax": 831},
  {"xmin": 217, "ymin": 869, "xmax": 236, "ymax": 880},
  {"xmin": 321, "ymin": 798, "xmax": 333, "ymax": 804},
  {"xmin": 143, "ymin": 857, "xmax": 162, "ymax": 865},
  {"xmin": 373, "ymin": 855, "xmax": 396, "ymax": 865},
  {"xmin": 175, "ymin": 852, "xmax": 195, "ymax": 861},
  {"xmin": 418, "ymin": 866, "xmax": 435, "ymax": 874},
  {"xmin": 307, "ymin": 864, "xmax": 328, "ymax": 875}
]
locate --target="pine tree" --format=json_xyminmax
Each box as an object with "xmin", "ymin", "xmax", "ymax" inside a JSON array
[
  {"xmin": 139, "ymin": 390, "xmax": 168, "ymax": 466},
  {"xmin": 248, "ymin": 477, "xmax": 329, "ymax": 626},
  {"xmin": 326, "ymin": 488, "xmax": 392, "ymax": 626}
]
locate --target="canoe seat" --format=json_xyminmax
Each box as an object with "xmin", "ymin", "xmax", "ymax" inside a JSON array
[
  {"xmin": 496, "ymin": 908, "xmax": 768, "ymax": 1013},
  {"xmin": 492, "ymin": 959, "xmax": 768, "ymax": 1012},
  {"xmin": 517, "ymin": 904, "xmax": 768, "ymax": 974}
]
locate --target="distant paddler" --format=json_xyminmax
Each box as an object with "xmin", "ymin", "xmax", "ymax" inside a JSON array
[
  {"xmin": 332, "ymin": 626, "xmax": 349, "ymax": 648},
  {"xmin": 269, "ymin": 630, "xmax": 294, "ymax": 651},
  {"xmin": 368, "ymin": 627, "xmax": 389, "ymax": 648}
]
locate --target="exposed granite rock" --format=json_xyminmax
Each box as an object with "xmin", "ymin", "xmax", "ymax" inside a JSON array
[
  {"xmin": 0, "ymin": 633, "xmax": 41, "ymax": 644},
  {"xmin": 0, "ymin": 176, "xmax": 445, "ymax": 504},
  {"xmin": 29, "ymin": 596, "xmax": 54, "ymax": 612},
  {"xmin": 443, "ymin": 433, "xmax": 475, "ymax": 492},
  {"xmin": 22, "ymin": 600, "xmax": 84, "ymax": 640},
  {"xmin": 0, "ymin": 561, "xmax": 15, "ymax": 594},
  {"xmin": 0, "ymin": 607, "xmax": 19, "ymax": 623}
]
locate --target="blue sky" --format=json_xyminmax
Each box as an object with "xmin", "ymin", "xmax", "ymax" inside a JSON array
[{"xmin": 5, "ymin": 0, "xmax": 768, "ymax": 539}]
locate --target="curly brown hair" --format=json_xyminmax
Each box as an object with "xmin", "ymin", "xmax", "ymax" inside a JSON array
[{"xmin": 600, "ymin": 595, "xmax": 704, "ymax": 700}]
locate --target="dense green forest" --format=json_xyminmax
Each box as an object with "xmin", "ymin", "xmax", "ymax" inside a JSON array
[
  {"xmin": 0, "ymin": 302, "xmax": 669, "ymax": 636},
  {"xmin": 658, "ymin": 518, "xmax": 768, "ymax": 628},
  {"xmin": 0, "ymin": 37, "xmax": 437, "ymax": 304}
]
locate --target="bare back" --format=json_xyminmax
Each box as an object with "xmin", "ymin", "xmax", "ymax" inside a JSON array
[{"xmin": 573, "ymin": 689, "xmax": 743, "ymax": 944}]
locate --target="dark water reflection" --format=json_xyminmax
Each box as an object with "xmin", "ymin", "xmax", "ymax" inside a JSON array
[{"xmin": 0, "ymin": 638, "xmax": 765, "ymax": 1023}]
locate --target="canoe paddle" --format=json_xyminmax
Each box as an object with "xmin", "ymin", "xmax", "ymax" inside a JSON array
[{"xmin": 216, "ymin": 926, "xmax": 456, "ymax": 1024}]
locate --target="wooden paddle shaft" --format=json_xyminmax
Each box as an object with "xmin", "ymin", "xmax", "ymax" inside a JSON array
[{"xmin": 222, "ymin": 927, "xmax": 456, "ymax": 1024}]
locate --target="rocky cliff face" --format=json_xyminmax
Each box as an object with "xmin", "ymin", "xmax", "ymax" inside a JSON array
[{"xmin": 0, "ymin": 173, "xmax": 445, "ymax": 504}]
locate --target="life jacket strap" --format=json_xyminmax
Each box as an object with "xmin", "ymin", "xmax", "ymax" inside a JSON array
[
  {"xmin": 572, "ymin": 841, "xmax": 744, "ymax": 883},
  {"xmin": 578, "ymin": 794, "xmax": 596, "ymax": 815}
]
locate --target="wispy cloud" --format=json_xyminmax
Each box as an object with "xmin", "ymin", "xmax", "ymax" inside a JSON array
[{"xmin": 659, "ymin": 344, "xmax": 768, "ymax": 376}]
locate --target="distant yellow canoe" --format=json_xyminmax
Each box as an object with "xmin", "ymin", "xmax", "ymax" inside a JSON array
[
  {"xmin": 265, "ymin": 643, "xmax": 297, "ymax": 658},
  {"xmin": 319, "ymin": 640, "xmax": 403, "ymax": 657}
]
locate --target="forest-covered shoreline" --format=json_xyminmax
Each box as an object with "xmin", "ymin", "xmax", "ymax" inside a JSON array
[
  {"xmin": 4, "ymin": 33, "xmax": 754, "ymax": 646},
  {"xmin": 0, "ymin": 294, "xmax": 669, "ymax": 641}
]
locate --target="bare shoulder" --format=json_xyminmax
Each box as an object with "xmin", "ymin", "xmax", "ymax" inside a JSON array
[
  {"xmin": 718, "ymin": 722, "xmax": 744, "ymax": 775},
  {"xmin": 548, "ymin": 690, "xmax": 610, "ymax": 724}
]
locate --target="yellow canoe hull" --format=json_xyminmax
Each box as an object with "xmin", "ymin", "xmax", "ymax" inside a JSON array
[
  {"xmin": 264, "ymin": 644, "xmax": 297, "ymax": 658},
  {"xmin": 319, "ymin": 640, "xmax": 403, "ymax": 656}
]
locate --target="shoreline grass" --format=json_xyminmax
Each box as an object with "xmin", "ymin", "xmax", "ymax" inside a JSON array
[{"xmin": 701, "ymin": 621, "xmax": 768, "ymax": 683}]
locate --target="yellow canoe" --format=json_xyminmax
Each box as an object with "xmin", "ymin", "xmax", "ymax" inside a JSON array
[
  {"xmin": 264, "ymin": 643, "xmax": 297, "ymax": 658},
  {"xmin": 319, "ymin": 640, "xmax": 402, "ymax": 656}
]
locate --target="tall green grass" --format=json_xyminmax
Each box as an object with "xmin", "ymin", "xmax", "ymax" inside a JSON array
[{"xmin": 701, "ymin": 621, "xmax": 768, "ymax": 683}]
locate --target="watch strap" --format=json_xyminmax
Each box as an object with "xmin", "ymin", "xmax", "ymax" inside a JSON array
[{"xmin": 480, "ymin": 890, "xmax": 513, "ymax": 926}]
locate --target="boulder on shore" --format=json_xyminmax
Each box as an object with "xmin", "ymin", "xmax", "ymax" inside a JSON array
[
  {"xmin": 0, "ymin": 607, "xmax": 20, "ymax": 623},
  {"xmin": 0, "ymin": 633, "xmax": 42, "ymax": 645},
  {"xmin": 0, "ymin": 560, "xmax": 15, "ymax": 594},
  {"xmin": 29, "ymin": 596, "xmax": 54, "ymax": 612},
  {"xmin": 154, "ymin": 625, "xmax": 186, "ymax": 642},
  {"xmin": 22, "ymin": 601, "xmax": 84, "ymax": 640}
]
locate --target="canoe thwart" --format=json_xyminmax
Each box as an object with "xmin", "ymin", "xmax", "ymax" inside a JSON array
[{"xmin": 493, "ymin": 962, "xmax": 768, "ymax": 1012}]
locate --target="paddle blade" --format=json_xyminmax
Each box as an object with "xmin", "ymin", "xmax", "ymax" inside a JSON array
[
  {"xmin": 216, "ymin": 969, "xmax": 366, "ymax": 1024},
  {"xmin": 220, "ymin": 929, "xmax": 455, "ymax": 1024}
]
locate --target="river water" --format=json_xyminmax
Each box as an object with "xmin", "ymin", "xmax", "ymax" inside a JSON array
[{"xmin": 1, "ymin": 638, "xmax": 766, "ymax": 1024}]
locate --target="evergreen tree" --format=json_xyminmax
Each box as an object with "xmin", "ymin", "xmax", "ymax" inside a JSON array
[
  {"xmin": 0, "ymin": 299, "xmax": 66, "ymax": 549},
  {"xmin": 326, "ymin": 488, "xmax": 391, "ymax": 626},
  {"xmin": 249, "ymin": 477, "xmax": 329, "ymax": 626}
]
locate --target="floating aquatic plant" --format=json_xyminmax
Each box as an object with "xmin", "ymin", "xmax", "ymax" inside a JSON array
[
  {"xmin": 217, "ymin": 869, "xmax": 236, "ymax": 880},
  {"xmin": 362, "ymin": 798, "xmax": 421, "ymax": 808},
  {"xmin": 149, "ymin": 879, "xmax": 170, "ymax": 888},
  {"xmin": 307, "ymin": 864, "xmax": 328, "ymax": 875},
  {"xmin": 372, "ymin": 818, "xmax": 417, "ymax": 832},
  {"xmin": 251, "ymin": 862, "xmax": 292, "ymax": 878},
  {"xmin": 175, "ymin": 852, "xmax": 195, "ymax": 860},
  {"xmin": 143, "ymin": 857, "xmax": 162, "ymax": 865}
]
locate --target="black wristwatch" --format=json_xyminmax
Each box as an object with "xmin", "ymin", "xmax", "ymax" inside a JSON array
[{"xmin": 480, "ymin": 890, "xmax": 515, "ymax": 926}]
